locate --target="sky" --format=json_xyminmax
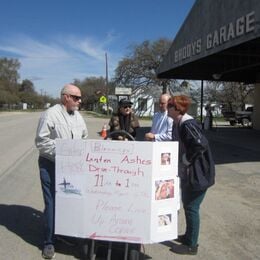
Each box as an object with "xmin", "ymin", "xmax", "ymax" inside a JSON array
[{"xmin": 0, "ymin": 0, "xmax": 195, "ymax": 97}]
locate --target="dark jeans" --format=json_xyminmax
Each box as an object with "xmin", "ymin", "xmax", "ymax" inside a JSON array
[
  {"xmin": 181, "ymin": 185, "xmax": 207, "ymax": 247},
  {"xmin": 38, "ymin": 156, "xmax": 55, "ymax": 245}
]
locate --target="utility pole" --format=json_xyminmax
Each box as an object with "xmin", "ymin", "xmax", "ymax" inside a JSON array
[
  {"xmin": 105, "ymin": 52, "xmax": 109, "ymax": 115},
  {"xmin": 200, "ymin": 80, "xmax": 204, "ymax": 128},
  {"xmin": 162, "ymin": 81, "xmax": 167, "ymax": 94}
]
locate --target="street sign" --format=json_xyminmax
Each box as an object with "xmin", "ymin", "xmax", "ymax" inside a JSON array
[
  {"xmin": 99, "ymin": 96, "xmax": 107, "ymax": 104},
  {"xmin": 115, "ymin": 87, "xmax": 132, "ymax": 95}
]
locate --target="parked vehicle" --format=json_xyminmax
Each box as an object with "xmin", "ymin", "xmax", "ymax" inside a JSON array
[{"xmin": 222, "ymin": 106, "xmax": 253, "ymax": 127}]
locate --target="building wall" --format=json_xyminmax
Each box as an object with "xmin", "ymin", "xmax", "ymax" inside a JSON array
[
  {"xmin": 131, "ymin": 95, "xmax": 155, "ymax": 117},
  {"xmin": 253, "ymin": 84, "xmax": 260, "ymax": 129}
]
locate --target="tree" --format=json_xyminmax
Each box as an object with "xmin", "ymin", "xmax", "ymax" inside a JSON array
[
  {"xmin": 0, "ymin": 90, "xmax": 19, "ymax": 106},
  {"xmin": 0, "ymin": 57, "xmax": 57, "ymax": 109},
  {"xmin": 73, "ymin": 77, "xmax": 108, "ymax": 110},
  {"xmin": 0, "ymin": 58, "xmax": 20, "ymax": 84},
  {"xmin": 205, "ymin": 81, "xmax": 254, "ymax": 111},
  {"xmin": 17, "ymin": 79, "xmax": 39, "ymax": 106},
  {"xmin": 114, "ymin": 38, "xmax": 175, "ymax": 95},
  {"xmin": 19, "ymin": 79, "xmax": 36, "ymax": 94},
  {"xmin": 0, "ymin": 58, "xmax": 21, "ymax": 106}
]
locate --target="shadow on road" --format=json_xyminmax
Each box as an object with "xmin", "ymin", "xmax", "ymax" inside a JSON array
[
  {"xmin": 0, "ymin": 204, "xmax": 84, "ymax": 258},
  {"xmin": 0, "ymin": 204, "xmax": 43, "ymax": 249}
]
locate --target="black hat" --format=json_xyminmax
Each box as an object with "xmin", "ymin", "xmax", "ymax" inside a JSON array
[{"xmin": 118, "ymin": 98, "xmax": 133, "ymax": 107}]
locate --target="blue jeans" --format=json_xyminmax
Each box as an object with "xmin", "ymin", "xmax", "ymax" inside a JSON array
[
  {"xmin": 181, "ymin": 185, "xmax": 207, "ymax": 247},
  {"xmin": 38, "ymin": 156, "xmax": 55, "ymax": 245}
]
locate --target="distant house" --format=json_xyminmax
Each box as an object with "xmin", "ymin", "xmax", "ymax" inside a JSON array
[
  {"xmin": 110, "ymin": 85, "xmax": 201, "ymax": 118},
  {"xmin": 44, "ymin": 103, "xmax": 51, "ymax": 109},
  {"xmin": 130, "ymin": 86, "xmax": 162, "ymax": 117}
]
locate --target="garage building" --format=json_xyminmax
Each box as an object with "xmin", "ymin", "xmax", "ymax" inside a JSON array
[{"xmin": 157, "ymin": 0, "xmax": 260, "ymax": 129}]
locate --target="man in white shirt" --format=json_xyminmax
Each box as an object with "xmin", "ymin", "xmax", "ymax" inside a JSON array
[
  {"xmin": 35, "ymin": 84, "xmax": 88, "ymax": 259},
  {"xmin": 145, "ymin": 94, "xmax": 173, "ymax": 141}
]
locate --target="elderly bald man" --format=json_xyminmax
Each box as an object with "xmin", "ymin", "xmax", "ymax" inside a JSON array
[
  {"xmin": 35, "ymin": 84, "xmax": 88, "ymax": 259},
  {"xmin": 145, "ymin": 94, "xmax": 173, "ymax": 141}
]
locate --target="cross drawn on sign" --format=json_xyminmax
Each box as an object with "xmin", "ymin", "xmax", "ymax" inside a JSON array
[
  {"xmin": 59, "ymin": 178, "xmax": 71, "ymax": 189},
  {"xmin": 99, "ymin": 96, "xmax": 107, "ymax": 104}
]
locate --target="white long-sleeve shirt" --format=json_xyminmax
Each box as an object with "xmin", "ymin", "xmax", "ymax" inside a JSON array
[
  {"xmin": 151, "ymin": 111, "xmax": 173, "ymax": 141},
  {"xmin": 35, "ymin": 104, "xmax": 88, "ymax": 161}
]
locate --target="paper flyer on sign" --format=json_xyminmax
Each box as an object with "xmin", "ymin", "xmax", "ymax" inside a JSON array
[
  {"xmin": 55, "ymin": 139, "xmax": 179, "ymax": 244},
  {"xmin": 150, "ymin": 141, "xmax": 179, "ymax": 243}
]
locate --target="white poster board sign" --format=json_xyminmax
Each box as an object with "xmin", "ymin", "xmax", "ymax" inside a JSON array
[{"xmin": 55, "ymin": 140, "xmax": 179, "ymax": 244}]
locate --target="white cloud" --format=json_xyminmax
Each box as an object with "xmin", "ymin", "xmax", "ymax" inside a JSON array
[
  {"xmin": 0, "ymin": 33, "xmax": 122, "ymax": 97},
  {"xmin": 65, "ymin": 36, "xmax": 105, "ymax": 61}
]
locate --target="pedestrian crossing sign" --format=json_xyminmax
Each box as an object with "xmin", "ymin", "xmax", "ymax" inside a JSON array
[{"xmin": 99, "ymin": 96, "xmax": 107, "ymax": 104}]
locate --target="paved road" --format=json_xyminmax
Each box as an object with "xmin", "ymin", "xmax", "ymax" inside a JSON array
[
  {"xmin": 0, "ymin": 112, "xmax": 259, "ymax": 260},
  {"xmin": 0, "ymin": 112, "xmax": 150, "ymax": 260}
]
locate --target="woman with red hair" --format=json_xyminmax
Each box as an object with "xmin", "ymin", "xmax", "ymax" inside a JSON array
[{"xmin": 168, "ymin": 95, "xmax": 215, "ymax": 255}]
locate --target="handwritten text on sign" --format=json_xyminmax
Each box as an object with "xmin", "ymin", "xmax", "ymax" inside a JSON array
[{"xmin": 55, "ymin": 139, "xmax": 179, "ymax": 243}]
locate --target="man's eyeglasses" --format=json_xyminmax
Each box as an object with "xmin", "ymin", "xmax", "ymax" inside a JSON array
[
  {"xmin": 123, "ymin": 106, "xmax": 131, "ymax": 109},
  {"xmin": 63, "ymin": 94, "xmax": 82, "ymax": 101}
]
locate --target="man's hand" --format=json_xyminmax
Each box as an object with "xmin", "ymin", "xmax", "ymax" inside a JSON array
[{"xmin": 145, "ymin": 132, "xmax": 155, "ymax": 141}]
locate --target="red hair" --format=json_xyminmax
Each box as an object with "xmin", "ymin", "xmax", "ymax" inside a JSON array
[{"xmin": 168, "ymin": 95, "xmax": 191, "ymax": 115}]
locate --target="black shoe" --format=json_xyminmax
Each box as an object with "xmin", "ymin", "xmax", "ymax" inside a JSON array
[
  {"xmin": 42, "ymin": 244, "xmax": 55, "ymax": 259},
  {"xmin": 174, "ymin": 234, "xmax": 187, "ymax": 244},
  {"xmin": 172, "ymin": 244, "xmax": 198, "ymax": 255}
]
